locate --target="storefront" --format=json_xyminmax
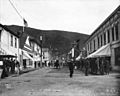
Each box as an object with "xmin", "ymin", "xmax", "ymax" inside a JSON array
[
  {"xmin": 22, "ymin": 50, "xmax": 34, "ymax": 68},
  {"xmin": 86, "ymin": 44, "xmax": 111, "ymax": 58},
  {"xmin": 115, "ymin": 47, "xmax": 120, "ymax": 66},
  {"xmin": 111, "ymin": 40, "xmax": 120, "ymax": 70}
]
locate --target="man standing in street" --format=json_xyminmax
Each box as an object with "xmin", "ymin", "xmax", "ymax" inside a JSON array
[
  {"xmin": 84, "ymin": 58, "xmax": 90, "ymax": 76},
  {"xmin": 15, "ymin": 59, "xmax": 20, "ymax": 75},
  {"xmin": 68, "ymin": 59, "xmax": 74, "ymax": 78}
]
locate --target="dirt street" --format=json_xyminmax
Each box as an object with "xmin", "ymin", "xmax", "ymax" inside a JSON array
[{"xmin": 0, "ymin": 67, "xmax": 120, "ymax": 96}]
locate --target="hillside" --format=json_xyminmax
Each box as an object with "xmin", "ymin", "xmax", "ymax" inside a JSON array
[{"xmin": 6, "ymin": 25, "xmax": 89, "ymax": 55}]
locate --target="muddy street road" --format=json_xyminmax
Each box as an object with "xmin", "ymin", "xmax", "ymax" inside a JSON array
[{"xmin": 0, "ymin": 67, "xmax": 120, "ymax": 96}]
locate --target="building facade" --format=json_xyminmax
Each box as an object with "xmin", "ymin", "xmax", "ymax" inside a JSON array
[
  {"xmin": 85, "ymin": 6, "xmax": 120, "ymax": 69},
  {"xmin": 0, "ymin": 24, "xmax": 19, "ymax": 59},
  {"xmin": 29, "ymin": 37, "xmax": 41, "ymax": 67},
  {"xmin": 20, "ymin": 35, "xmax": 41, "ymax": 69}
]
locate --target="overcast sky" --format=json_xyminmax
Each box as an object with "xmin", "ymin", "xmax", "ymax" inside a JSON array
[{"xmin": 0, "ymin": 0, "xmax": 119, "ymax": 34}]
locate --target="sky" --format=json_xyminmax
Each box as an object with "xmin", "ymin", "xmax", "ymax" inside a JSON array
[{"xmin": 0, "ymin": 0, "xmax": 120, "ymax": 35}]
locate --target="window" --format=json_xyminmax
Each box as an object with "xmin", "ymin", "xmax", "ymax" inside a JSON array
[
  {"xmin": 88, "ymin": 44, "xmax": 89, "ymax": 52},
  {"xmin": 89, "ymin": 43, "xmax": 90, "ymax": 52},
  {"xmin": 93, "ymin": 40, "xmax": 95, "ymax": 51},
  {"xmin": 90, "ymin": 42, "xmax": 92, "ymax": 52},
  {"xmin": 104, "ymin": 32, "xmax": 106, "ymax": 45},
  {"xmin": 112, "ymin": 27, "xmax": 115, "ymax": 41},
  {"xmin": 107, "ymin": 30, "xmax": 110, "ymax": 43},
  {"xmin": 115, "ymin": 23, "xmax": 119, "ymax": 40},
  {"xmin": 15, "ymin": 37, "xmax": 17, "ymax": 48},
  {"xmin": 11, "ymin": 35, "xmax": 13, "ymax": 46},
  {"xmin": 97, "ymin": 36, "xmax": 100, "ymax": 48},
  {"xmin": 100, "ymin": 35, "xmax": 103, "ymax": 46},
  {"xmin": 0, "ymin": 29, "xmax": 2, "ymax": 42}
]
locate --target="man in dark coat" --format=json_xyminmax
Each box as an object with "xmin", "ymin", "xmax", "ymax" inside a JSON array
[
  {"xmin": 55, "ymin": 60, "xmax": 59, "ymax": 69},
  {"xmin": 84, "ymin": 59, "xmax": 90, "ymax": 76},
  {"xmin": 104, "ymin": 58, "xmax": 110, "ymax": 75},
  {"xmin": 100, "ymin": 58, "xmax": 105, "ymax": 75},
  {"xmin": 11, "ymin": 58, "xmax": 15, "ymax": 74},
  {"xmin": 68, "ymin": 60, "xmax": 74, "ymax": 78}
]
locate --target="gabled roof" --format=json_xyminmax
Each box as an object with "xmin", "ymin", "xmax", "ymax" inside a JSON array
[
  {"xmin": 0, "ymin": 24, "xmax": 19, "ymax": 38},
  {"xmin": 5, "ymin": 25, "xmax": 42, "ymax": 49}
]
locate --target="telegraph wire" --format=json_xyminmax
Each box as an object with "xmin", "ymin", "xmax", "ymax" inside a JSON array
[
  {"xmin": 8, "ymin": 0, "xmax": 28, "ymax": 33},
  {"xmin": 8, "ymin": 0, "xmax": 23, "ymax": 20}
]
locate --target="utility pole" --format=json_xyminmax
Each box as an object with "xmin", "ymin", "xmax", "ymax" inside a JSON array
[
  {"xmin": 40, "ymin": 36, "xmax": 42, "ymax": 67},
  {"xmin": 71, "ymin": 41, "xmax": 77, "ymax": 61}
]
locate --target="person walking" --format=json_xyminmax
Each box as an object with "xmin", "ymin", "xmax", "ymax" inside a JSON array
[
  {"xmin": 104, "ymin": 58, "xmax": 110, "ymax": 75},
  {"xmin": 15, "ymin": 60, "xmax": 20, "ymax": 75},
  {"xmin": 68, "ymin": 60, "xmax": 74, "ymax": 78},
  {"xmin": 100, "ymin": 58, "xmax": 105, "ymax": 75},
  {"xmin": 84, "ymin": 59, "xmax": 90, "ymax": 76},
  {"xmin": 11, "ymin": 58, "xmax": 15, "ymax": 74},
  {"xmin": 55, "ymin": 60, "xmax": 59, "ymax": 69},
  {"xmin": 95, "ymin": 58, "xmax": 100, "ymax": 74}
]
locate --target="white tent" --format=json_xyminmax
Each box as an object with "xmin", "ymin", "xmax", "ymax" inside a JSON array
[
  {"xmin": 23, "ymin": 50, "xmax": 34, "ymax": 61},
  {"xmin": 76, "ymin": 53, "xmax": 82, "ymax": 60},
  {"xmin": 87, "ymin": 44, "xmax": 111, "ymax": 58}
]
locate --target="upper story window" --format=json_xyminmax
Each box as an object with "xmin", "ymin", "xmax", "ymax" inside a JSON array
[
  {"xmin": 87, "ymin": 44, "xmax": 89, "ymax": 52},
  {"xmin": 93, "ymin": 40, "xmax": 95, "ymax": 51},
  {"xmin": 97, "ymin": 36, "xmax": 100, "ymax": 48},
  {"xmin": 115, "ymin": 23, "xmax": 119, "ymax": 40},
  {"xmin": 90, "ymin": 42, "xmax": 92, "ymax": 52},
  {"xmin": 103, "ymin": 32, "xmax": 106, "ymax": 45},
  {"xmin": 15, "ymin": 37, "xmax": 17, "ymax": 48},
  {"xmin": 100, "ymin": 35, "xmax": 103, "ymax": 47},
  {"xmin": 89, "ymin": 43, "xmax": 90, "ymax": 52},
  {"xmin": 0, "ymin": 29, "xmax": 2, "ymax": 42},
  {"xmin": 112, "ymin": 27, "xmax": 115, "ymax": 41},
  {"xmin": 107, "ymin": 30, "xmax": 110, "ymax": 43},
  {"xmin": 11, "ymin": 35, "xmax": 13, "ymax": 46}
]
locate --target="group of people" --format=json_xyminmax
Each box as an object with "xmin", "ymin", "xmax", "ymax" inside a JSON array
[
  {"xmin": 0, "ymin": 58, "xmax": 20, "ymax": 78},
  {"xmin": 89, "ymin": 57, "xmax": 111, "ymax": 75},
  {"xmin": 67, "ymin": 57, "xmax": 111, "ymax": 78},
  {"xmin": 41, "ymin": 60, "xmax": 64, "ymax": 69}
]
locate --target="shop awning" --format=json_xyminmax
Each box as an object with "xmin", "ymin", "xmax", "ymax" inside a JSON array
[
  {"xmin": 0, "ymin": 55, "xmax": 17, "ymax": 58},
  {"xmin": 0, "ymin": 48, "xmax": 16, "ymax": 58},
  {"xmin": 23, "ymin": 51, "xmax": 34, "ymax": 61},
  {"xmin": 0, "ymin": 47, "xmax": 15, "ymax": 56},
  {"xmin": 76, "ymin": 53, "xmax": 82, "ymax": 60},
  {"xmin": 87, "ymin": 44, "xmax": 111, "ymax": 58}
]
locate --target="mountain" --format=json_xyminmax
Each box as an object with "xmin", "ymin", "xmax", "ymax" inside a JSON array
[{"xmin": 6, "ymin": 25, "xmax": 89, "ymax": 55}]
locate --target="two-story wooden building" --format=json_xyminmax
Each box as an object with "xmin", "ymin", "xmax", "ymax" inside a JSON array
[
  {"xmin": 19, "ymin": 33, "xmax": 41, "ymax": 69},
  {"xmin": 0, "ymin": 24, "xmax": 19, "ymax": 59},
  {"xmin": 85, "ymin": 6, "xmax": 120, "ymax": 70},
  {"xmin": 6, "ymin": 25, "xmax": 42, "ymax": 69}
]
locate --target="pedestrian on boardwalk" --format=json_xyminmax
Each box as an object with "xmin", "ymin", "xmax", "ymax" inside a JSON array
[
  {"xmin": 84, "ymin": 59, "xmax": 90, "ymax": 76},
  {"xmin": 68, "ymin": 59, "xmax": 74, "ymax": 78},
  {"xmin": 104, "ymin": 57, "xmax": 110, "ymax": 75},
  {"xmin": 95, "ymin": 58, "xmax": 100, "ymax": 74},
  {"xmin": 100, "ymin": 57, "xmax": 105, "ymax": 75}
]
